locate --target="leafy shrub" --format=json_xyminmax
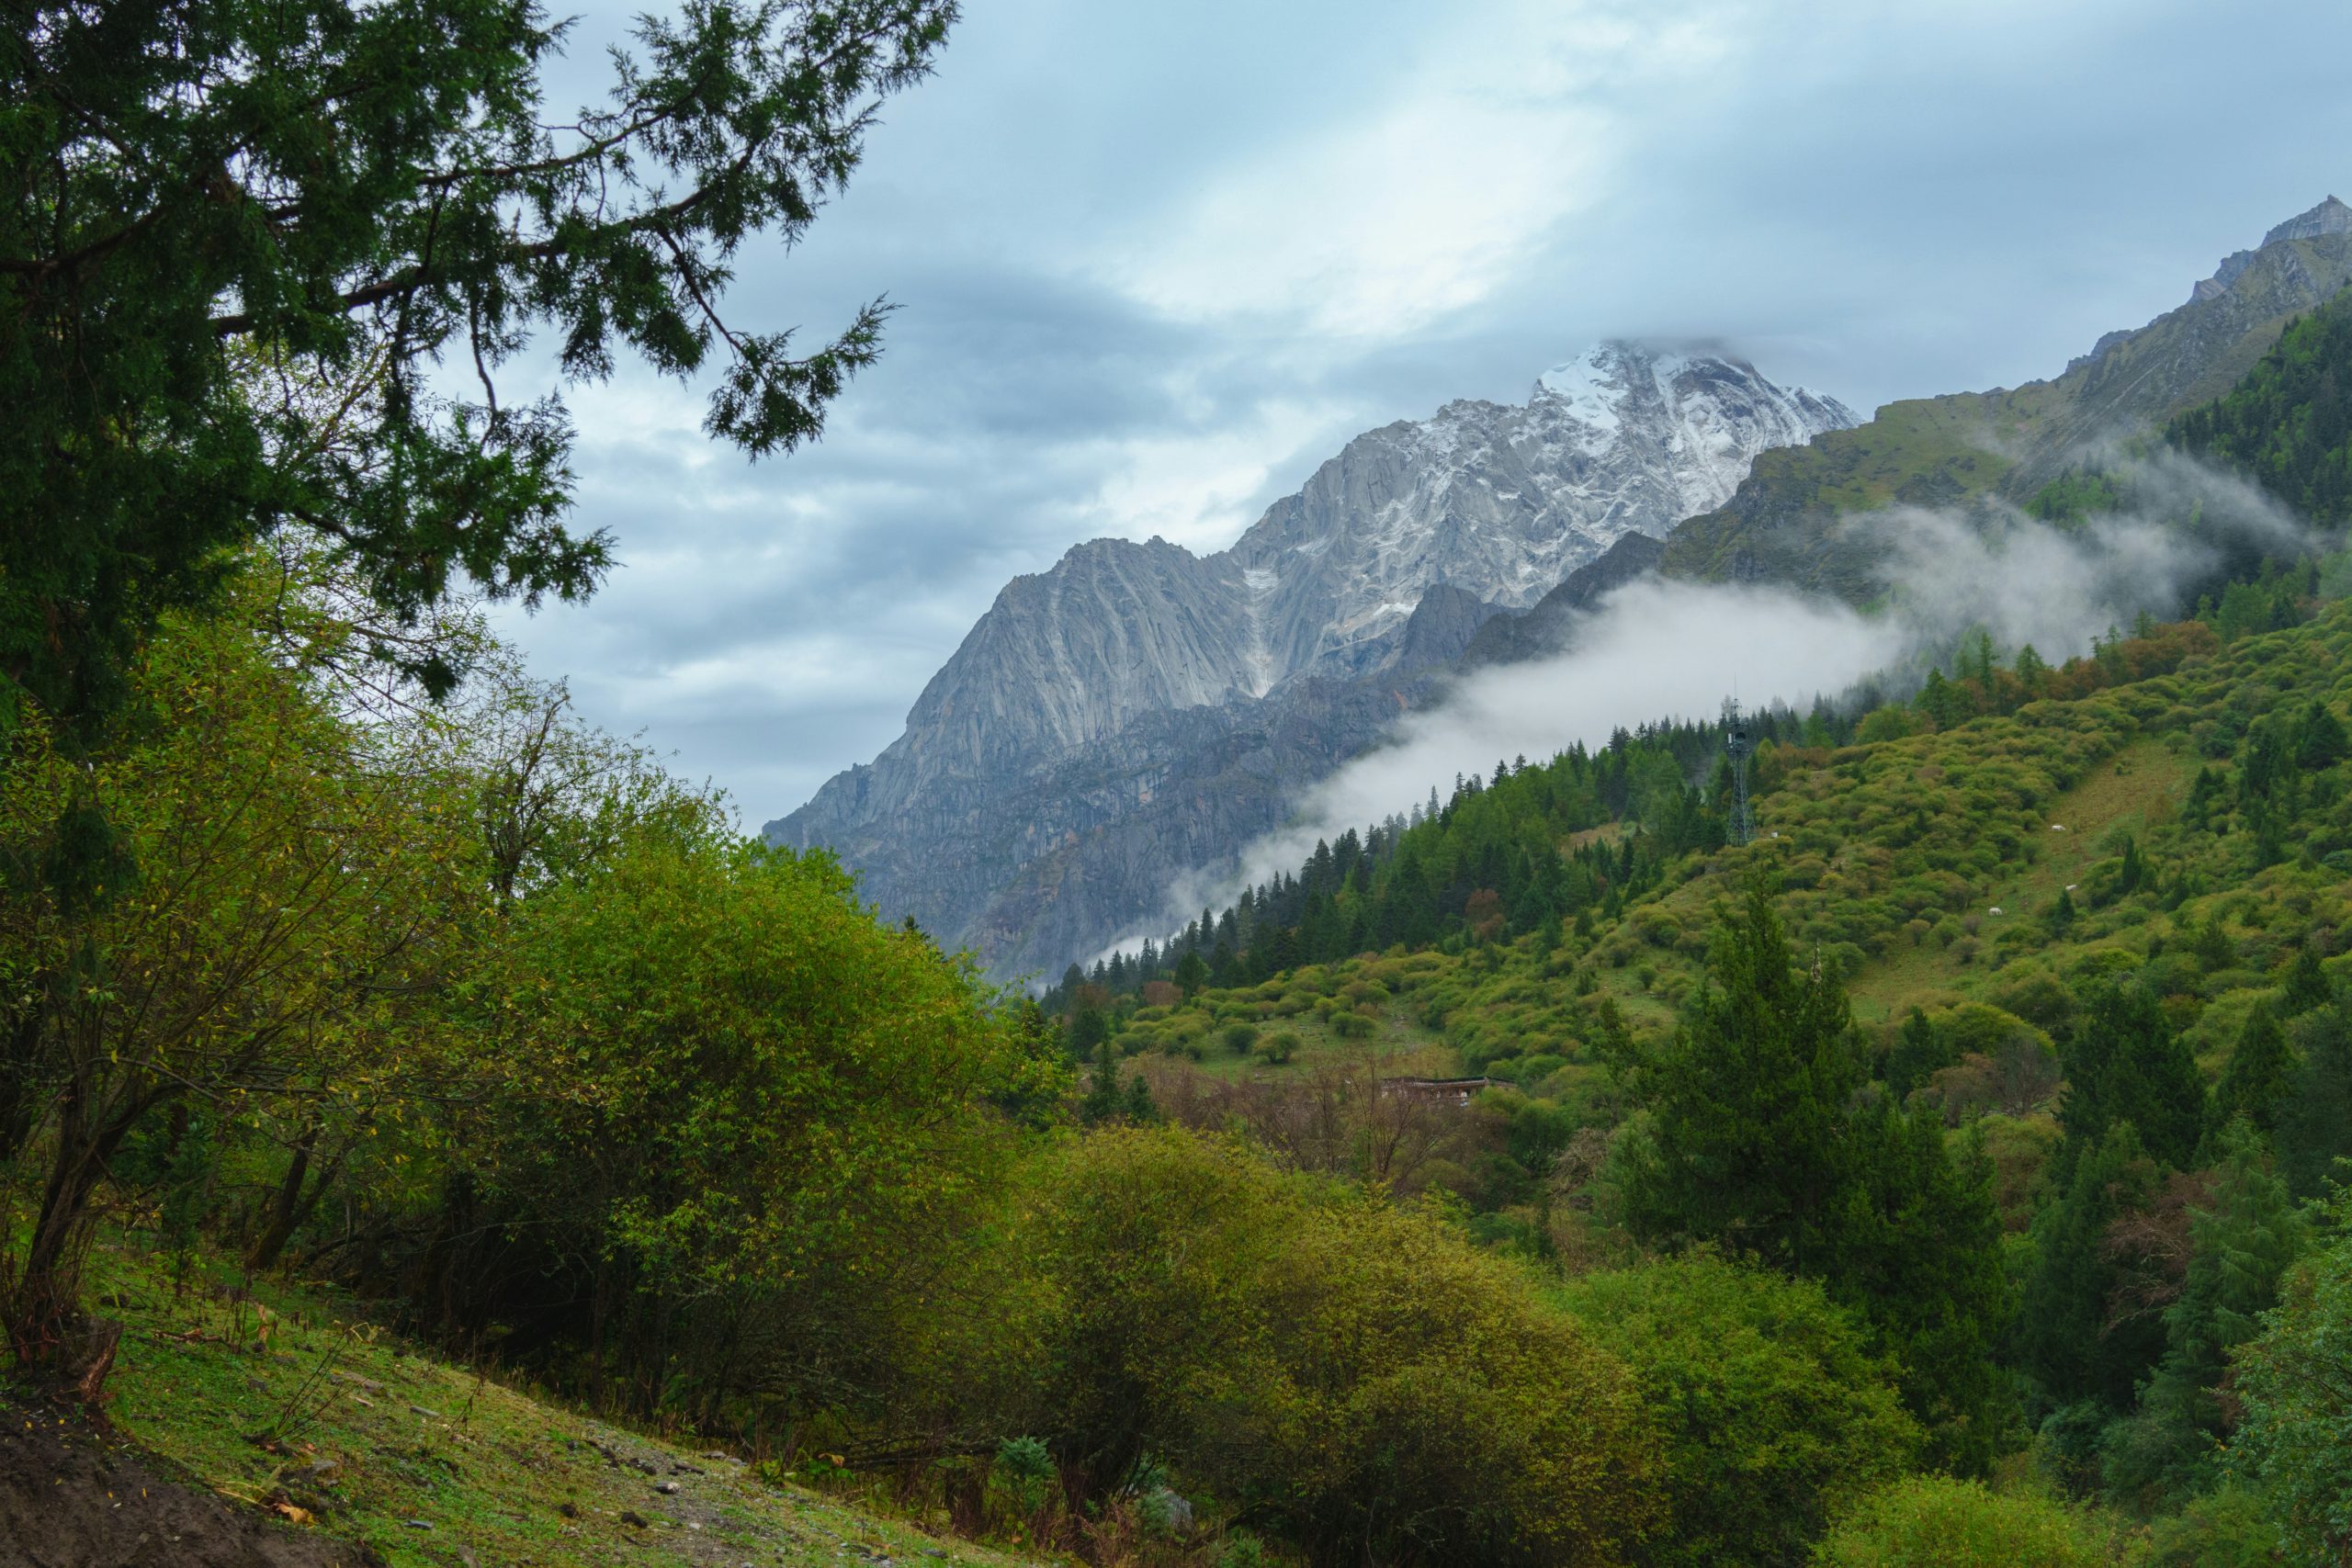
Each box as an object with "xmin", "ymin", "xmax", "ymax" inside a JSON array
[
  {"xmin": 2231, "ymin": 1206, "xmax": 2352, "ymax": 1562},
  {"xmin": 1216, "ymin": 1530, "xmax": 1270, "ymax": 1568},
  {"xmin": 1810, "ymin": 1477, "xmax": 2108, "ymax": 1566},
  {"xmin": 990, "ymin": 1436, "xmax": 1057, "ymax": 1517},
  {"xmin": 1329, "ymin": 1011, "xmax": 1374, "ymax": 1041},
  {"xmin": 1222, "ymin": 1021, "xmax": 1260, "ymax": 1055},
  {"xmin": 1253, "ymin": 1031, "xmax": 1300, "ymax": 1065},
  {"xmin": 1561, "ymin": 1256, "xmax": 1919, "ymax": 1567},
  {"xmin": 939, "ymin": 1129, "xmax": 1662, "ymax": 1567}
]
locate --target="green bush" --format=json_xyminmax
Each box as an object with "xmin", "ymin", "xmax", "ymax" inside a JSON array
[
  {"xmin": 2231, "ymin": 1209, "xmax": 2352, "ymax": 1562},
  {"xmin": 935, "ymin": 1128, "xmax": 1663, "ymax": 1567},
  {"xmin": 1329, "ymin": 1011, "xmax": 1374, "ymax": 1040},
  {"xmin": 1221, "ymin": 1021, "xmax": 1260, "ymax": 1055},
  {"xmin": 989, "ymin": 1436, "xmax": 1057, "ymax": 1517},
  {"xmin": 1253, "ymin": 1031, "xmax": 1300, "ymax": 1065},
  {"xmin": 1215, "ymin": 1530, "xmax": 1270, "ymax": 1568},
  {"xmin": 1561, "ymin": 1256, "xmax": 1919, "ymax": 1567},
  {"xmin": 1810, "ymin": 1477, "xmax": 2107, "ymax": 1566}
]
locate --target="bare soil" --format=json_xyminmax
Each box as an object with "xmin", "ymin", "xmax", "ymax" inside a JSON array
[{"xmin": 1, "ymin": 1387, "xmax": 380, "ymax": 1568}]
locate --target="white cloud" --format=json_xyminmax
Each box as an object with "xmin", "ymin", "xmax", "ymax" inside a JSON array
[
  {"xmin": 1097, "ymin": 3, "xmax": 1743, "ymax": 337},
  {"xmin": 1073, "ymin": 394, "xmax": 1361, "ymax": 550},
  {"xmin": 482, "ymin": 0, "xmax": 2352, "ymax": 828},
  {"xmin": 1182, "ymin": 576, "xmax": 1900, "ymax": 915}
]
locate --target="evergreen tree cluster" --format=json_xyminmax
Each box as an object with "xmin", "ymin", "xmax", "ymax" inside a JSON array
[
  {"xmin": 2172, "ymin": 288, "xmax": 2352, "ymax": 527},
  {"xmin": 1046, "ymin": 704, "xmax": 1859, "ymax": 1013}
]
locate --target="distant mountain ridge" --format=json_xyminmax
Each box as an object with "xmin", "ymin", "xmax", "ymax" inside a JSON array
[
  {"xmin": 1663, "ymin": 197, "xmax": 2352, "ymax": 596},
  {"xmin": 775, "ymin": 197, "xmax": 2352, "ymax": 981},
  {"xmin": 769, "ymin": 344, "xmax": 1852, "ymax": 976}
]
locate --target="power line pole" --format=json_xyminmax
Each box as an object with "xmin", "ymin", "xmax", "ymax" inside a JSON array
[{"xmin": 1724, "ymin": 697, "xmax": 1755, "ymax": 847}]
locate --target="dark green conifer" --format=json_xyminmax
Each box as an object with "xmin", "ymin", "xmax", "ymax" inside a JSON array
[
  {"xmin": 2102, "ymin": 1121, "xmax": 2309, "ymax": 1501},
  {"xmin": 2278, "ymin": 1002, "xmax": 2352, "ymax": 1199},
  {"xmin": 2282, "ymin": 943, "xmax": 2333, "ymax": 1016},
  {"xmin": 1081, "ymin": 1040, "xmax": 1123, "ymax": 1125},
  {"xmin": 2062, "ymin": 982, "xmax": 2205, "ymax": 1168},
  {"xmin": 2046, "ymin": 886, "xmax": 2077, "ymax": 936},
  {"xmin": 2213, "ymin": 1004, "xmax": 2295, "ymax": 1135},
  {"xmin": 2015, "ymin": 1122, "xmax": 2165, "ymax": 1413},
  {"xmin": 1884, "ymin": 1008, "xmax": 1951, "ymax": 1100},
  {"xmin": 1120, "ymin": 1072, "xmax": 1158, "ymax": 1124},
  {"xmin": 2295, "ymin": 701, "xmax": 2349, "ymax": 770},
  {"xmin": 1611, "ymin": 888, "xmax": 1860, "ymax": 1273}
]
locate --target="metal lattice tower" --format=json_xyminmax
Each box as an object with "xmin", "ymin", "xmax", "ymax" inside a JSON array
[{"xmin": 1724, "ymin": 697, "xmax": 1755, "ymax": 847}]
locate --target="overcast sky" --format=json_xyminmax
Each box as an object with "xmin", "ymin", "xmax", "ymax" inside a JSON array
[{"xmin": 489, "ymin": 0, "xmax": 2352, "ymax": 825}]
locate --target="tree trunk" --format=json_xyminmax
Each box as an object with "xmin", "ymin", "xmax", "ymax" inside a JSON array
[
  {"xmin": 6, "ymin": 1067, "xmax": 158, "ymax": 1390},
  {"xmin": 243, "ymin": 1124, "xmax": 328, "ymax": 1273},
  {"xmin": 0, "ymin": 1005, "xmax": 48, "ymax": 1166}
]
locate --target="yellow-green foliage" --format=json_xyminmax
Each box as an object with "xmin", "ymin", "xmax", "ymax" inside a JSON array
[
  {"xmin": 83, "ymin": 1242, "xmax": 1051, "ymax": 1568},
  {"xmin": 912, "ymin": 1127, "xmax": 1663, "ymax": 1568},
  {"xmin": 1559, "ymin": 1256, "xmax": 1920, "ymax": 1567},
  {"xmin": 1809, "ymin": 1477, "xmax": 2109, "ymax": 1567},
  {"xmin": 465, "ymin": 831, "xmax": 1064, "ymax": 1415},
  {"xmin": 1167, "ymin": 601, "xmax": 2352, "ymax": 1102}
]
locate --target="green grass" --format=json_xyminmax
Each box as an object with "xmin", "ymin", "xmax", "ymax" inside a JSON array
[
  {"xmin": 1143, "ymin": 602, "xmax": 2352, "ymax": 1111},
  {"xmin": 1842, "ymin": 735, "xmax": 2198, "ymax": 1022},
  {"xmin": 69, "ymin": 1236, "xmax": 1054, "ymax": 1568}
]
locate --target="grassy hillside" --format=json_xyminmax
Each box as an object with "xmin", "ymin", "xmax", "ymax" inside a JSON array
[
  {"xmin": 67, "ymin": 1235, "xmax": 1051, "ymax": 1568},
  {"xmin": 1131, "ymin": 594, "xmax": 2347, "ymax": 1060},
  {"xmin": 1093, "ymin": 595, "xmax": 2350, "ymax": 1255}
]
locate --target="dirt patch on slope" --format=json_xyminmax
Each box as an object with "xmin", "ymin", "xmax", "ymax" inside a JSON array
[{"xmin": 0, "ymin": 1389, "xmax": 379, "ymax": 1568}]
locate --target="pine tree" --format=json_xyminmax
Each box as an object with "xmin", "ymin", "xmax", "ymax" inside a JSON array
[
  {"xmin": 1836, "ymin": 1107, "xmax": 2016, "ymax": 1472},
  {"xmin": 1173, "ymin": 950, "xmax": 1208, "ymax": 998},
  {"xmin": 2015, "ymin": 1122, "xmax": 2166, "ymax": 1413},
  {"xmin": 1884, "ymin": 1007, "xmax": 1952, "ymax": 1100},
  {"xmin": 2282, "ymin": 943, "xmax": 2333, "ymax": 1016},
  {"xmin": 3, "ymin": 0, "xmax": 950, "ymax": 733},
  {"xmin": 2278, "ymin": 1001, "xmax": 2352, "ymax": 1199},
  {"xmin": 1611, "ymin": 887, "xmax": 1864, "ymax": 1274},
  {"xmin": 2213, "ymin": 1004, "xmax": 2295, "ymax": 1135},
  {"xmin": 2192, "ymin": 914, "xmax": 2235, "ymax": 973},
  {"xmin": 2103, "ymin": 1121, "xmax": 2310, "ymax": 1501},
  {"xmin": 2015, "ymin": 644, "xmax": 2050, "ymax": 694},
  {"xmin": 1069, "ymin": 1006, "xmax": 1111, "ymax": 1062},
  {"xmin": 1121, "ymin": 1071, "xmax": 1158, "ymax": 1124},
  {"xmin": 1081, "ymin": 1040, "xmax": 1123, "ymax": 1125},
  {"xmin": 1615, "ymin": 890, "xmax": 2013, "ymax": 1466},
  {"xmin": 2046, "ymin": 886, "xmax": 2077, "ymax": 936},
  {"xmin": 2116, "ymin": 834, "xmax": 2147, "ymax": 897},
  {"xmin": 2062, "ymin": 981, "xmax": 2206, "ymax": 1168},
  {"xmin": 2295, "ymin": 700, "xmax": 2349, "ymax": 769}
]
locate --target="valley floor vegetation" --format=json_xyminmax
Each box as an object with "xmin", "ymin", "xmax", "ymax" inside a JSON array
[
  {"xmin": 9, "ymin": 36, "xmax": 2352, "ymax": 1557},
  {"xmin": 19, "ymin": 528, "xmax": 2352, "ymax": 1566}
]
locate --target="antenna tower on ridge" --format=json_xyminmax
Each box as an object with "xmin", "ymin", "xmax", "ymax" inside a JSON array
[{"xmin": 1724, "ymin": 697, "xmax": 1755, "ymax": 847}]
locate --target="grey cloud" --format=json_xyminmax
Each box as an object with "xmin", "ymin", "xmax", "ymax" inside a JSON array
[{"xmin": 492, "ymin": 0, "xmax": 2352, "ymax": 825}]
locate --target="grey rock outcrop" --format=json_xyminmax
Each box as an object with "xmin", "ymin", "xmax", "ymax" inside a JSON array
[
  {"xmin": 769, "ymin": 344, "xmax": 1850, "ymax": 977},
  {"xmin": 1457, "ymin": 532, "xmax": 1670, "ymax": 670}
]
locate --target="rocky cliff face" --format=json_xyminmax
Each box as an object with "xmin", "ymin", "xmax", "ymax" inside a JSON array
[{"xmin": 769, "ymin": 344, "xmax": 1851, "ymax": 977}]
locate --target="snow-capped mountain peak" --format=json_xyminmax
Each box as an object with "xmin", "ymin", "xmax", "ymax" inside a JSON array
[{"xmin": 771, "ymin": 342, "xmax": 1854, "ymax": 971}]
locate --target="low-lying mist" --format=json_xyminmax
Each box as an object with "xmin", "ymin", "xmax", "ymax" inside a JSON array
[{"xmin": 1115, "ymin": 452, "xmax": 2323, "ymax": 955}]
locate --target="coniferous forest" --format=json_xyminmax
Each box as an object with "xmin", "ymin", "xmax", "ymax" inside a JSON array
[{"xmin": 9, "ymin": 6, "xmax": 2352, "ymax": 1567}]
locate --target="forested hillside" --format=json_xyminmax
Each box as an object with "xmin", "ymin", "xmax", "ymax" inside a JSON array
[
  {"xmin": 10, "ymin": 5, "xmax": 2352, "ymax": 1562},
  {"xmin": 1037, "ymin": 295, "xmax": 2352, "ymax": 1562},
  {"xmin": 5, "ymin": 298, "xmax": 2349, "ymax": 1568}
]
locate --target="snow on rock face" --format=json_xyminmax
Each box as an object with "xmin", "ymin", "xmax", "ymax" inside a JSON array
[
  {"xmin": 1227, "ymin": 341, "xmax": 1856, "ymax": 685},
  {"xmin": 769, "ymin": 342, "xmax": 1854, "ymax": 970},
  {"xmin": 820, "ymin": 342, "xmax": 1851, "ymax": 766}
]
